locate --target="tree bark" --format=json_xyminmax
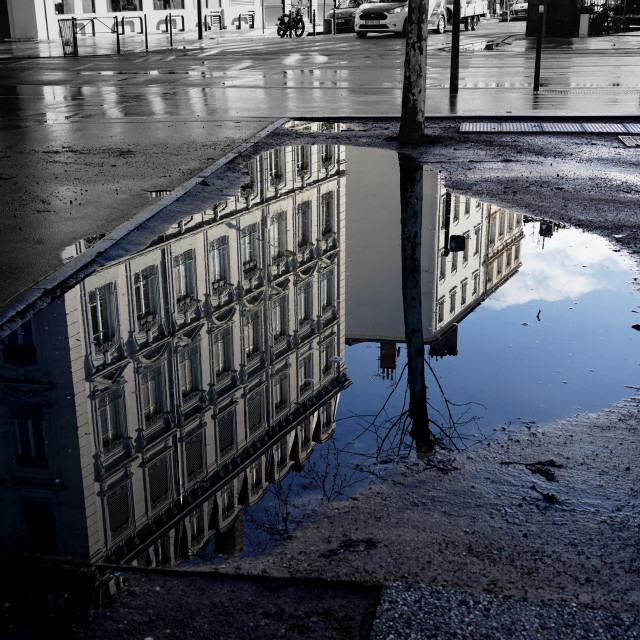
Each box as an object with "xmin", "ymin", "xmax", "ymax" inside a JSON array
[
  {"xmin": 397, "ymin": 0, "xmax": 429, "ymax": 144},
  {"xmin": 398, "ymin": 153, "xmax": 434, "ymax": 452}
]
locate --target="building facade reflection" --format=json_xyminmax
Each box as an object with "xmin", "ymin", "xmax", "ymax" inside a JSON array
[
  {"xmin": 345, "ymin": 160, "xmax": 524, "ymax": 361},
  {"xmin": 0, "ymin": 131, "xmax": 348, "ymax": 567}
]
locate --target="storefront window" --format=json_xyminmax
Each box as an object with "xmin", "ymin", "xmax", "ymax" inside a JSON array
[
  {"xmin": 153, "ymin": 0, "xmax": 186, "ymax": 9},
  {"xmin": 55, "ymin": 0, "xmax": 95, "ymax": 13},
  {"xmin": 108, "ymin": 0, "xmax": 142, "ymax": 11}
]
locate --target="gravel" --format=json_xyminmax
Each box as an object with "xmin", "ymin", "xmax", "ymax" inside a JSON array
[{"xmin": 373, "ymin": 584, "xmax": 640, "ymax": 640}]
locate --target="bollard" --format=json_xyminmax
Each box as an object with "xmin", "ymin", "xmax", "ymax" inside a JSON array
[
  {"xmin": 289, "ymin": 10, "xmax": 293, "ymax": 37},
  {"xmin": 197, "ymin": 0, "xmax": 203, "ymax": 39},
  {"xmin": 144, "ymin": 13, "xmax": 148, "ymax": 50},
  {"xmin": 533, "ymin": 4, "xmax": 544, "ymax": 92},
  {"xmin": 115, "ymin": 17, "xmax": 121, "ymax": 54},
  {"xmin": 169, "ymin": 12, "xmax": 173, "ymax": 47},
  {"xmin": 332, "ymin": 0, "xmax": 336, "ymax": 34},
  {"xmin": 449, "ymin": 0, "xmax": 461, "ymax": 94},
  {"xmin": 72, "ymin": 17, "xmax": 78, "ymax": 56},
  {"xmin": 312, "ymin": 9, "xmax": 316, "ymax": 34}
]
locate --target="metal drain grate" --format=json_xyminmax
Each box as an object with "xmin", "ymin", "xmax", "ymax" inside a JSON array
[
  {"xmin": 619, "ymin": 136, "xmax": 640, "ymax": 147},
  {"xmin": 460, "ymin": 122, "xmax": 640, "ymax": 134}
]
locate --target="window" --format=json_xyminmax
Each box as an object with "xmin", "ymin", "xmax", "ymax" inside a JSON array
[
  {"xmin": 267, "ymin": 149, "xmax": 284, "ymax": 186},
  {"xmin": 148, "ymin": 456, "xmax": 170, "ymax": 509},
  {"xmin": 108, "ymin": 0, "xmax": 141, "ymax": 11},
  {"xmin": 322, "ymin": 340, "xmax": 336, "ymax": 375},
  {"xmin": 268, "ymin": 212, "xmax": 286, "ymax": 260},
  {"xmin": 296, "ymin": 201, "xmax": 312, "ymax": 248},
  {"xmin": 276, "ymin": 437, "xmax": 288, "ymax": 468},
  {"xmin": 321, "ymin": 192, "xmax": 334, "ymax": 236},
  {"xmin": 507, "ymin": 211, "xmax": 514, "ymax": 232},
  {"xmin": 320, "ymin": 269, "xmax": 335, "ymax": 311},
  {"xmin": 474, "ymin": 226, "xmax": 481, "ymax": 256},
  {"xmin": 12, "ymin": 407, "xmax": 46, "ymax": 467},
  {"xmin": 209, "ymin": 237, "xmax": 229, "ymax": 286},
  {"xmin": 451, "ymin": 250, "xmax": 458, "ymax": 274},
  {"xmin": 273, "ymin": 372, "xmax": 289, "ymax": 412},
  {"xmin": 217, "ymin": 410, "xmax": 235, "ymax": 457},
  {"xmin": 486, "ymin": 263, "xmax": 494, "ymax": 285},
  {"xmin": 465, "ymin": 198, "xmax": 471, "ymax": 217},
  {"xmin": 134, "ymin": 265, "xmax": 158, "ymax": 327},
  {"xmin": 271, "ymin": 295, "xmax": 288, "ymax": 342},
  {"xmin": 295, "ymin": 145, "xmax": 311, "ymax": 175},
  {"xmin": 89, "ymin": 282, "xmax": 118, "ymax": 349},
  {"xmin": 178, "ymin": 346, "xmax": 200, "ymax": 400},
  {"xmin": 57, "ymin": 0, "xmax": 95, "ymax": 14},
  {"xmin": 506, "ymin": 248, "xmax": 513, "ymax": 268},
  {"xmin": 472, "ymin": 271, "xmax": 480, "ymax": 296},
  {"xmin": 152, "ymin": 0, "xmax": 184, "ymax": 9},
  {"xmin": 461, "ymin": 280, "xmax": 468, "ymax": 306},
  {"xmin": 463, "ymin": 233, "xmax": 470, "ymax": 263},
  {"xmin": 437, "ymin": 298, "xmax": 445, "ymax": 324},
  {"xmin": 2, "ymin": 320, "xmax": 36, "ymax": 367},
  {"xmin": 213, "ymin": 328, "xmax": 233, "ymax": 376},
  {"xmin": 241, "ymin": 224, "xmax": 259, "ymax": 271},
  {"xmin": 106, "ymin": 483, "xmax": 131, "ymax": 537},
  {"xmin": 250, "ymin": 462, "xmax": 262, "ymax": 491},
  {"xmin": 141, "ymin": 366, "xmax": 165, "ymax": 422},
  {"xmin": 97, "ymin": 390, "xmax": 126, "ymax": 451},
  {"xmin": 173, "ymin": 249, "xmax": 195, "ymax": 302},
  {"xmin": 453, "ymin": 196, "xmax": 460, "ymax": 223},
  {"xmin": 488, "ymin": 214, "xmax": 497, "ymax": 247},
  {"xmin": 449, "ymin": 289, "xmax": 456, "ymax": 314},
  {"xmin": 297, "ymin": 281, "xmax": 313, "ymax": 324},
  {"xmin": 514, "ymin": 244, "xmax": 521, "ymax": 261},
  {"xmin": 321, "ymin": 145, "xmax": 335, "ymax": 166},
  {"xmin": 185, "ymin": 431, "xmax": 204, "ymax": 481},
  {"xmin": 439, "ymin": 252, "xmax": 446, "ymax": 279},
  {"xmin": 244, "ymin": 310, "xmax": 262, "ymax": 358},
  {"xmin": 497, "ymin": 255, "xmax": 504, "ymax": 276},
  {"xmin": 247, "ymin": 389, "xmax": 264, "ymax": 435},
  {"xmin": 499, "ymin": 212, "xmax": 506, "ymax": 237},
  {"xmin": 299, "ymin": 354, "xmax": 313, "ymax": 394}
]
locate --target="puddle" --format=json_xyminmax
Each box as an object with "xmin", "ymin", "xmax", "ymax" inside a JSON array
[{"xmin": 0, "ymin": 131, "xmax": 638, "ymax": 575}]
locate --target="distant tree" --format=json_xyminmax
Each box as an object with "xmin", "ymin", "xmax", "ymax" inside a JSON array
[{"xmin": 397, "ymin": 0, "xmax": 430, "ymax": 144}]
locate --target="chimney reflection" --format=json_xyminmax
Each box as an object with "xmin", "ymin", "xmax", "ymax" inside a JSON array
[{"xmin": 0, "ymin": 125, "xmax": 348, "ymax": 567}]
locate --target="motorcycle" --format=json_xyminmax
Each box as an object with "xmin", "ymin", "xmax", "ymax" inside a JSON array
[{"xmin": 276, "ymin": 6, "xmax": 306, "ymax": 37}]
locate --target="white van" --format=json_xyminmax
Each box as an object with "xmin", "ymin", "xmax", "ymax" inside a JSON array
[{"xmin": 354, "ymin": 0, "xmax": 448, "ymax": 37}]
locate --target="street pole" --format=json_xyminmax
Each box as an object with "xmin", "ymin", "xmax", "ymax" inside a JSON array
[
  {"xmin": 197, "ymin": 0, "xmax": 203, "ymax": 39},
  {"xmin": 449, "ymin": 0, "xmax": 461, "ymax": 95},
  {"xmin": 533, "ymin": 3, "xmax": 544, "ymax": 92}
]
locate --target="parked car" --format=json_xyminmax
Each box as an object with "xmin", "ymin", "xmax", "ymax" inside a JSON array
[
  {"xmin": 324, "ymin": 0, "xmax": 366, "ymax": 33},
  {"xmin": 354, "ymin": 0, "xmax": 448, "ymax": 37},
  {"xmin": 501, "ymin": 0, "xmax": 528, "ymax": 20}
]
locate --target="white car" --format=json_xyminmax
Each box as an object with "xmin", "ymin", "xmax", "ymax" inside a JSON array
[{"xmin": 354, "ymin": 0, "xmax": 448, "ymax": 37}]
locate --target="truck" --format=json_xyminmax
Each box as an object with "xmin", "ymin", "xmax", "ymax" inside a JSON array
[{"xmin": 446, "ymin": 0, "xmax": 488, "ymax": 30}]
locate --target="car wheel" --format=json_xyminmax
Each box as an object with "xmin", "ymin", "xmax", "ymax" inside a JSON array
[
  {"xmin": 355, "ymin": 30, "xmax": 367, "ymax": 37},
  {"xmin": 464, "ymin": 17, "xmax": 470, "ymax": 30},
  {"xmin": 471, "ymin": 15, "xmax": 477, "ymax": 29},
  {"xmin": 436, "ymin": 14, "xmax": 446, "ymax": 33},
  {"xmin": 401, "ymin": 19, "xmax": 408, "ymax": 35}
]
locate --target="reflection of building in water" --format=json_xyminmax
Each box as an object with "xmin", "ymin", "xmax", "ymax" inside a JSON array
[
  {"xmin": 0, "ymin": 136, "xmax": 348, "ymax": 567},
  {"xmin": 346, "ymin": 162, "xmax": 524, "ymax": 362}
]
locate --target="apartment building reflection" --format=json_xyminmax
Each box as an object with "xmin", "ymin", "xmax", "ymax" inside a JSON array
[
  {"xmin": 346, "ymin": 164, "xmax": 524, "ymax": 361},
  {"xmin": 0, "ymin": 133, "xmax": 347, "ymax": 567}
]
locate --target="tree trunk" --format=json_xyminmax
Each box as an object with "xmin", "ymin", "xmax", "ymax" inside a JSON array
[
  {"xmin": 397, "ymin": 0, "xmax": 429, "ymax": 144},
  {"xmin": 398, "ymin": 153, "xmax": 435, "ymax": 452}
]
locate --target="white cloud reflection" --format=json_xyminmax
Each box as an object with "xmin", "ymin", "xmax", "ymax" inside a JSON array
[{"xmin": 484, "ymin": 226, "xmax": 632, "ymax": 310}]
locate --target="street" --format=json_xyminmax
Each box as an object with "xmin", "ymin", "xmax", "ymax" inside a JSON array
[{"xmin": 1, "ymin": 20, "xmax": 640, "ymax": 317}]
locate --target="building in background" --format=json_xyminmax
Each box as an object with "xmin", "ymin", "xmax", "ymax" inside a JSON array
[{"xmin": 0, "ymin": 0, "xmax": 296, "ymax": 40}]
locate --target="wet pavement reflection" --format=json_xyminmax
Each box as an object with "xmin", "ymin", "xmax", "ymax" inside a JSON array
[{"xmin": 1, "ymin": 125, "xmax": 637, "ymax": 578}]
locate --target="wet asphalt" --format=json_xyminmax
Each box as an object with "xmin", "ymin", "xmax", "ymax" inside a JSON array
[
  {"xmin": 1, "ymin": 22, "xmax": 640, "ymax": 325},
  {"xmin": 1, "ymin": 25, "xmax": 640, "ymax": 638}
]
